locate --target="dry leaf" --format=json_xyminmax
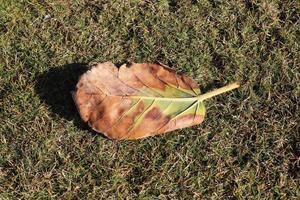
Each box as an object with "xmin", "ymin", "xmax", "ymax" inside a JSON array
[{"xmin": 72, "ymin": 62, "xmax": 239, "ymax": 140}]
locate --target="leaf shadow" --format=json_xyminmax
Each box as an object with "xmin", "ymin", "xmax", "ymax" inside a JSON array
[{"xmin": 35, "ymin": 63, "xmax": 107, "ymax": 138}]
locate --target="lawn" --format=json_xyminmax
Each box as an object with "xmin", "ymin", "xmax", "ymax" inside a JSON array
[{"xmin": 0, "ymin": 0, "xmax": 299, "ymax": 199}]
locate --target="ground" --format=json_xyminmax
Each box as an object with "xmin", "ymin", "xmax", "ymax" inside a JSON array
[{"xmin": 0, "ymin": 0, "xmax": 299, "ymax": 199}]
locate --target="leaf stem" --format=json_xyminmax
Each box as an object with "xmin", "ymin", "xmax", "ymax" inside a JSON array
[{"xmin": 197, "ymin": 82, "xmax": 240, "ymax": 101}]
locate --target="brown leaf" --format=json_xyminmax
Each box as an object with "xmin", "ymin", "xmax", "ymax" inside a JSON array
[{"xmin": 72, "ymin": 62, "xmax": 239, "ymax": 140}]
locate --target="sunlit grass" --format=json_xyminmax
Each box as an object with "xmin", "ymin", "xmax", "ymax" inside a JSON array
[{"xmin": 0, "ymin": 0, "xmax": 299, "ymax": 199}]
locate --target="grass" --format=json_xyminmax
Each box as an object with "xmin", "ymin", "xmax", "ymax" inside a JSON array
[{"xmin": 0, "ymin": 0, "xmax": 299, "ymax": 199}]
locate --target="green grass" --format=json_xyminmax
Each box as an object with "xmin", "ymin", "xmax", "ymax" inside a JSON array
[{"xmin": 0, "ymin": 0, "xmax": 299, "ymax": 199}]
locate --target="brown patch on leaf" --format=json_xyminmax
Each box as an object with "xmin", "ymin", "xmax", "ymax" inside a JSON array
[
  {"xmin": 158, "ymin": 114, "xmax": 204, "ymax": 134},
  {"xmin": 126, "ymin": 107, "xmax": 171, "ymax": 140},
  {"xmin": 153, "ymin": 64, "xmax": 179, "ymax": 88},
  {"xmin": 145, "ymin": 107, "xmax": 162, "ymax": 120},
  {"xmin": 131, "ymin": 63, "xmax": 166, "ymax": 91},
  {"xmin": 108, "ymin": 100, "xmax": 145, "ymax": 139},
  {"xmin": 182, "ymin": 75, "xmax": 199, "ymax": 90},
  {"xmin": 176, "ymin": 75, "xmax": 196, "ymax": 91}
]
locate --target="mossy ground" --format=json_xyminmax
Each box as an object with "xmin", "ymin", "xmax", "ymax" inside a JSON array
[{"xmin": 0, "ymin": 0, "xmax": 299, "ymax": 199}]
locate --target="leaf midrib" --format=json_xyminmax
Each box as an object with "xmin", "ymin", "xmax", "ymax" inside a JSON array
[{"xmin": 122, "ymin": 82, "xmax": 240, "ymax": 102}]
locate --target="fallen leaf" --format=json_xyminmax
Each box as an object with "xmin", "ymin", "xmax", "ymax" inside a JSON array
[{"xmin": 72, "ymin": 62, "xmax": 239, "ymax": 140}]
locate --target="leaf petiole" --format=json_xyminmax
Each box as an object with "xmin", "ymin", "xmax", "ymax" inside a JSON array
[{"xmin": 196, "ymin": 82, "xmax": 240, "ymax": 101}]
